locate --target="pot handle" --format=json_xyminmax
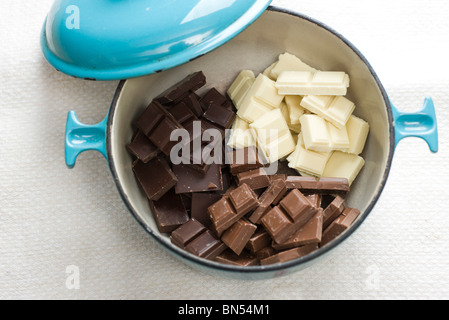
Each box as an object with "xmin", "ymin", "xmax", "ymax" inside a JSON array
[
  {"xmin": 65, "ymin": 110, "xmax": 108, "ymax": 169},
  {"xmin": 391, "ymin": 97, "xmax": 438, "ymax": 153}
]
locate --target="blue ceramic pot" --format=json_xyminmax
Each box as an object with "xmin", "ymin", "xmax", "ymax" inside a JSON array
[{"xmin": 62, "ymin": 7, "xmax": 438, "ymax": 279}]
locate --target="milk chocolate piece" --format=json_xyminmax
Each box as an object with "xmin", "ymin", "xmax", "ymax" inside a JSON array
[
  {"xmin": 261, "ymin": 189, "xmax": 318, "ymax": 244},
  {"xmin": 185, "ymin": 230, "xmax": 226, "ymax": 260},
  {"xmin": 173, "ymin": 164, "xmax": 223, "ymax": 194},
  {"xmin": 248, "ymin": 179, "xmax": 287, "ymax": 224},
  {"xmin": 149, "ymin": 189, "xmax": 189, "ymax": 233},
  {"xmin": 306, "ymin": 194, "xmax": 322, "ymax": 208},
  {"xmin": 236, "ymin": 168, "xmax": 271, "ymax": 190},
  {"xmin": 190, "ymin": 193, "xmax": 222, "ymax": 228},
  {"xmin": 245, "ymin": 229, "xmax": 272, "ymax": 254},
  {"xmin": 228, "ymin": 183, "xmax": 259, "ymax": 215},
  {"xmin": 155, "ymin": 71, "xmax": 206, "ymax": 105},
  {"xmin": 126, "ymin": 130, "xmax": 159, "ymax": 163},
  {"xmin": 228, "ymin": 146, "xmax": 264, "ymax": 175},
  {"xmin": 259, "ymin": 244, "xmax": 318, "ymax": 265},
  {"xmin": 132, "ymin": 157, "xmax": 178, "ymax": 201},
  {"xmin": 322, "ymin": 195, "xmax": 346, "ymax": 229},
  {"xmin": 170, "ymin": 219, "xmax": 207, "ymax": 249},
  {"xmin": 321, "ymin": 207, "xmax": 360, "ymax": 246},
  {"xmin": 208, "ymin": 183, "xmax": 258, "ymax": 236},
  {"xmin": 273, "ymin": 209, "xmax": 323, "ymax": 250},
  {"xmin": 285, "ymin": 176, "xmax": 350, "ymax": 194},
  {"xmin": 279, "ymin": 189, "xmax": 317, "ymax": 225},
  {"xmin": 221, "ymin": 219, "xmax": 257, "ymax": 255},
  {"xmin": 215, "ymin": 249, "xmax": 259, "ymax": 266}
]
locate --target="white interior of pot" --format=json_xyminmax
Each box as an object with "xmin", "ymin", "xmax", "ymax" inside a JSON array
[{"xmin": 109, "ymin": 9, "xmax": 391, "ymax": 263}]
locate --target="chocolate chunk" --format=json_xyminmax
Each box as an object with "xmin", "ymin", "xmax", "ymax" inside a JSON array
[
  {"xmin": 168, "ymin": 101, "xmax": 198, "ymax": 125},
  {"xmin": 199, "ymin": 88, "xmax": 229, "ymax": 111},
  {"xmin": 182, "ymin": 93, "xmax": 204, "ymax": 117},
  {"xmin": 259, "ymin": 244, "xmax": 318, "ymax": 265},
  {"xmin": 208, "ymin": 183, "xmax": 258, "ymax": 236},
  {"xmin": 132, "ymin": 157, "xmax": 177, "ymax": 201},
  {"xmin": 279, "ymin": 189, "xmax": 317, "ymax": 225},
  {"xmin": 126, "ymin": 130, "xmax": 159, "ymax": 163},
  {"xmin": 148, "ymin": 114, "xmax": 184, "ymax": 156},
  {"xmin": 190, "ymin": 193, "xmax": 222, "ymax": 228},
  {"xmin": 221, "ymin": 218, "xmax": 257, "ymax": 255},
  {"xmin": 235, "ymin": 168, "xmax": 271, "ymax": 190},
  {"xmin": 185, "ymin": 230, "xmax": 226, "ymax": 260},
  {"xmin": 248, "ymin": 179, "xmax": 288, "ymax": 224},
  {"xmin": 260, "ymin": 206, "xmax": 295, "ymax": 244},
  {"xmin": 149, "ymin": 189, "xmax": 189, "ymax": 233},
  {"xmin": 285, "ymin": 176, "xmax": 350, "ymax": 194},
  {"xmin": 227, "ymin": 146, "xmax": 264, "ymax": 175},
  {"xmin": 256, "ymin": 246, "xmax": 278, "ymax": 261},
  {"xmin": 135, "ymin": 101, "xmax": 167, "ymax": 136},
  {"xmin": 245, "ymin": 228, "xmax": 272, "ymax": 254},
  {"xmin": 322, "ymin": 195, "xmax": 346, "ymax": 229},
  {"xmin": 272, "ymin": 209, "xmax": 323, "ymax": 250},
  {"xmin": 170, "ymin": 219, "xmax": 207, "ymax": 249},
  {"xmin": 215, "ymin": 249, "xmax": 259, "ymax": 266},
  {"xmin": 155, "ymin": 71, "xmax": 206, "ymax": 105},
  {"xmin": 228, "ymin": 183, "xmax": 259, "ymax": 216},
  {"xmin": 321, "ymin": 207, "xmax": 360, "ymax": 246},
  {"xmin": 173, "ymin": 164, "xmax": 223, "ymax": 194},
  {"xmin": 306, "ymin": 193, "xmax": 322, "ymax": 208},
  {"xmin": 202, "ymin": 102, "xmax": 236, "ymax": 132}
]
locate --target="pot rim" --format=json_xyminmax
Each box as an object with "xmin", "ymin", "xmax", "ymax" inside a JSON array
[{"xmin": 106, "ymin": 5, "xmax": 395, "ymax": 276}]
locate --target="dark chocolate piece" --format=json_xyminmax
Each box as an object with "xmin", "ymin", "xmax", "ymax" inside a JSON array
[
  {"xmin": 227, "ymin": 146, "xmax": 264, "ymax": 175},
  {"xmin": 169, "ymin": 101, "xmax": 198, "ymax": 125},
  {"xmin": 132, "ymin": 157, "xmax": 178, "ymax": 201},
  {"xmin": 182, "ymin": 93, "xmax": 204, "ymax": 117},
  {"xmin": 199, "ymin": 88, "xmax": 228, "ymax": 110},
  {"xmin": 173, "ymin": 163, "xmax": 223, "ymax": 194},
  {"xmin": 235, "ymin": 168, "xmax": 271, "ymax": 190},
  {"xmin": 285, "ymin": 176, "xmax": 350, "ymax": 194},
  {"xmin": 321, "ymin": 207, "xmax": 360, "ymax": 246},
  {"xmin": 272, "ymin": 209, "xmax": 323, "ymax": 250},
  {"xmin": 149, "ymin": 189, "xmax": 189, "ymax": 233},
  {"xmin": 221, "ymin": 218, "xmax": 257, "ymax": 255},
  {"xmin": 190, "ymin": 193, "xmax": 222, "ymax": 228},
  {"xmin": 215, "ymin": 249, "xmax": 259, "ymax": 266},
  {"xmin": 155, "ymin": 71, "xmax": 206, "ymax": 105},
  {"xmin": 170, "ymin": 219, "xmax": 207, "ymax": 249},
  {"xmin": 148, "ymin": 114, "xmax": 184, "ymax": 156},
  {"xmin": 201, "ymin": 102, "xmax": 236, "ymax": 133},
  {"xmin": 248, "ymin": 178, "xmax": 288, "ymax": 224},
  {"xmin": 259, "ymin": 244, "xmax": 318, "ymax": 265},
  {"xmin": 135, "ymin": 101, "xmax": 167, "ymax": 136},
  {"xmin": 126, "ymin": 130, "xmax": 159, "ymax": 163}
]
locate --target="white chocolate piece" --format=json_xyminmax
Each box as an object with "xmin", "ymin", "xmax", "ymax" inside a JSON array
[
  {"xmin": 227, "ymin": 116, "xmax": 255, "ymax": 149},
  {"xmin": 287, "ymin": 142, "xmax": 333, "ymax": 177},
  {"xmin": 275, "ymin": 71, "xmax": 350, "ymax": 96},
  {"xmin": 237, "ymin": 74, "xmax": 284, "ymax": 123},
  {"xmin": 270, "ymin": 52, "xmax": 317, "ymax": 80},
  {"xmin": 227, "ymin": 70, "xmax": 256, "ymax": 109},
  {"xmin": 279, "ymin": 101, "xmax": 301, "ymax": 133},
  {"xmin": 250, "ymin": 109, "xmax": 295, "ymax": 163},
  {"xmin": 284, "ymin": 95, "xmax": 305, "ymax": 125},
  {"xmin": 299, "ymin": 114, "xmax": 350, "ymax": 153},
  {"xmin": 263, "ymin": 61, "xmax": 278, "ymax": 80},
  {"xmin": 322, "ymin": 151, "xmax": 365, "ymax": 185},
  {"xmin": 300, "ymin": 95, "xmax": 355, "ymax": 128},
  {"xmin": 344, "ymin": 115, "xmax": 370, "ymax": 155}
]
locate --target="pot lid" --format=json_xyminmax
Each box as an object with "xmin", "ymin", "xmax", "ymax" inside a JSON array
[{"xmin": 41, "ymin": 0, "xmax": 272, "ymax": 81}]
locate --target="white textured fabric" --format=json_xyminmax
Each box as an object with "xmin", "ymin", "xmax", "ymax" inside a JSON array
[{"xmin": 1, "ymin": 0, "xmax": 448, "ymax": 299}]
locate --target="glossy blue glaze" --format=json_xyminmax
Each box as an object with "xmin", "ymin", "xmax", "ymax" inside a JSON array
[
  {"xmin": 41, "ymin": 0, "xmax": 272, "ymax": 80},
  {"xmin": 65, "ymin": 111, "xmax": 108, "ymax": 168},
  {"xmin": 391, "ymin": 97, "xmax": 438, "ymax": 153}
]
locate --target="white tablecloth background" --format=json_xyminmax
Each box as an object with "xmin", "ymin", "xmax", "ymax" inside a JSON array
[{"xmin": 1, "ymin": 0, "xmax": 448, "ymax": 299}]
